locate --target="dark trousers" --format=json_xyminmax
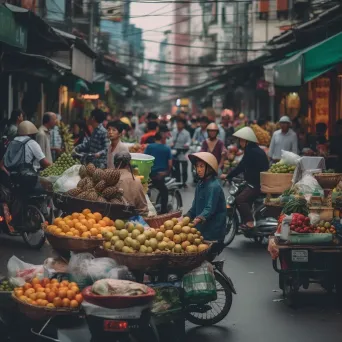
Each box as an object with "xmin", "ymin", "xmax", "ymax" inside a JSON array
[
  {"xmin": 236, "ymin": 186, "xmax": 260, "ymax": 223},
  {"xmin": 173, "ymin": 160, "xmax": 188, "ymax": 185},
  {"xmin": 151, "ymin": 177, "xmax": 168, "ymax": 214}
]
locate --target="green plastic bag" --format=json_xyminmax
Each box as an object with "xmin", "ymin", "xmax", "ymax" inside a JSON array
[{"xmin": 182, "ymin": 262, "xmax": 217, "ymax": 304}]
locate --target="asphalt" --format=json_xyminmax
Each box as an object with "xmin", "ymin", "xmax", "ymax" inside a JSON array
[{"xmin": 0, "ymin": 185, "xmax": 342, "ymax": 341}]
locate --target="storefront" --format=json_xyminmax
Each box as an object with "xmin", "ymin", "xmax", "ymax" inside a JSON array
[{"xmin": 265, "ymin": 31, "xmax": 342, "ymax": 136}]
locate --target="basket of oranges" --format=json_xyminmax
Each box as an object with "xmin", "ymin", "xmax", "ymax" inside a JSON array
[
  {"xmin": 43, "ymin": 209, "xmax": 114, "ymax": 252},
  {"xmin": 12, "ymin": 278, "xmax": 83, "ymax": 320}
]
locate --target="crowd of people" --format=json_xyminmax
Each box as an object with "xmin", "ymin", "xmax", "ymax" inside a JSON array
[{"xmin": 0, "ymin": 107, "xmax": 342, "ymax": 245}]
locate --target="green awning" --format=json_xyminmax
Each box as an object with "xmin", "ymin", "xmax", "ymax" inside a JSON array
[{"xmin": 273, "ymin": 32, "xmax": 342, "ymax": 87}]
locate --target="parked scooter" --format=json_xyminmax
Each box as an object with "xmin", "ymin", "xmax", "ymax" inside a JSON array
[{"xmin": 224, "ymin": 180, "xmax": 278, "ymax": 246}]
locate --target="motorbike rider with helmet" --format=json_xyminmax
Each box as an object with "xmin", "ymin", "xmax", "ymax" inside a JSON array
[
  {"xmin": 187, "ymin": 152, "xmax": 226, "ymax": 246},
  {"xmin": 220, "ymin": 127, "xmax": 269, "ymax": 231},
  {"xmin": 0, "ymin": 121, "xmax": 51, "ymax": 226},
  {"xmin": 200, "ymin": 123, "xmax": 226, "ymax": 172},
  {"xmin": 0, "ymin": 121, "xmax": 51, "ymax": 182}
]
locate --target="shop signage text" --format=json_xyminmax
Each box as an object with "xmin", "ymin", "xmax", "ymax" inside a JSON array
[{"xmin": 0, "ymin": 6, "xmax": 27, "ymax": 50}]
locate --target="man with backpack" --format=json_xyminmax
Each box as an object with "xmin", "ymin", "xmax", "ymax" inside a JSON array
[{"xmin": 0, "ymin": 121, "xmax": 51, "ymax": 189}]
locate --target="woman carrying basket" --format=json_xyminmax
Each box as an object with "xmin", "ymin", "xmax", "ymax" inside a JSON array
[{"xmin": 186, "ymin": 152, "xmax": 226, "ymax": 251}]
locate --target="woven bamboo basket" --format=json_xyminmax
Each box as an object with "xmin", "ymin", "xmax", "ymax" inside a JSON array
[
  {"xmin": 144, "ymin": 210, "xmax": 182, "ymax": 228},
  {"xmin": 166, "ymin": 244, "xmax": 212, "ymax": 271},
  {"xmin": 314, "ymin": 173, "xmax": 342, "ymax": 189},
  {"xmin": 44, "ymin": 229, "xmax": 104, "ymax": 252},
  {"xmin": 12, "ymin": 294, "xmax": 79, "ymax": 320},
  {"xmin": 104, "ymin": 248, "xmax": 167, "ymax": 271},
  {"xmin": 264, "ymin": 202, "xmax": 284, "ymax": 219},
  {"xmin": 260, "ymin": 172, "xmax": 293, "ymax": 194}
]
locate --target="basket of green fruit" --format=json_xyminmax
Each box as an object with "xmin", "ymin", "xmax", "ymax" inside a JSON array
[{"xmin": 40, "ymin": 153, "xmax": 80, "ymax": 178}]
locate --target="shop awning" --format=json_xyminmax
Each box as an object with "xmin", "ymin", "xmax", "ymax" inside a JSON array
[{"xmin": 271, "ymin": 31, "xmax": 342, "ymax": 87}]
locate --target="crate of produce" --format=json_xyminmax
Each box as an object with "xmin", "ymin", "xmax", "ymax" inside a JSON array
[{"xmin": 260, "ymin": 172, "xmax": 293, "ymax": 194}]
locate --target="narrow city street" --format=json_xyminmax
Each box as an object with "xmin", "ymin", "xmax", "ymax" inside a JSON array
[{"xmin": 0, "ymin": 186, "xmax": 341, "ymax": 342}]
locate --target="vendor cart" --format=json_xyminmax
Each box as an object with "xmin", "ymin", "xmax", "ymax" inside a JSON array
[{"xmin": 272, "ymin": 238, "xmax": 342, "ymax": 307}]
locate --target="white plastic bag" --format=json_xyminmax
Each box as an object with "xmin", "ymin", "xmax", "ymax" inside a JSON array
[
  {"xmin": 280, "ymin": 214, "xmax": 292, "ymax": 240},
  {"xmin": 294, "ymin": 174, "xmax": 323, "ymax": 201},
  {"xmin": 281, "ymin": 150, "xmax": 301, "ymax": 166},
  {"xmin": 146, "ymin": 195, "xmax": 157, "ymax": 217},
  {"xmin": 309, "ymin": 213, "xmax": 320, "ymax": 225},
  {"xmin": 7, "ymin": 256, "xmax": 44, "ymax": 286},
  {"xmin": 53, "ymin": 165, "xmax": 81, "ymax": 193}
]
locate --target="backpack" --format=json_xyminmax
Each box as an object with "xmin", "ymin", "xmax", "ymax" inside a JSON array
[{"xmin": 4, "ymin": 138, "xmax": 38, "ymax": 190}]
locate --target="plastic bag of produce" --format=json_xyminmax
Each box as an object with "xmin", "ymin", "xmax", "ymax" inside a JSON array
[
  {"xmin": 281, "ymin": 150, "xmax": 300, "ymax": 166},
  {"xmin": 146, "ymin": 194, "xmax": 157, "ymax": 217},
  {"xmin": 182, "ymin": 262, "xmax": 217, "ymax": 304},
  {"xmin": 149, "ymin": 283, "xmax": 182, "ymax": 315},
  {"xmin": 7, "ymin": 256, "xmax": 44, "ymax": 286},
  {"xmin": 294, "ymin": 174, "xmax": 323, "ymax": 201},
  {"xmin": 68, "ymin": 253, "xmax": 94, "ymax": 289},
  {"xmin": 53, "ymin": 165, "xmax": 81, "ymax": 193}
]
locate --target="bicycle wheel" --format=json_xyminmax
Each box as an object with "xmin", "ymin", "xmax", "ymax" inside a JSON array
[
  {"xmin": 22, "ymin": 205, "xmax": 46, "ymax": 249},
  {"xmin": 185, "ymin": 271, "xmax": 233, "ymax": 326}
]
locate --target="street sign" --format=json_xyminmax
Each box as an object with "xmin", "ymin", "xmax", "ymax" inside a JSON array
[{"xmin": 0, "ymin": 6, "xmax": 27, "ymax": 50}]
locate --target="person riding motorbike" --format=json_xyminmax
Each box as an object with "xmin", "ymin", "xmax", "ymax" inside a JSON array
[
  {"xmin": 186, "ymin": 152, "xmax": 226, "ymax": 245},
  {"xmin": 200, "ymin": 123, "xmax": 226, "ymax": 173},
  {"xmin": 0, "ymin": 121, "xmax": 51, "ymax": 226},
  {"xmin": 220, "ymin": 127, "xmax": 269, "ymax": 231}
]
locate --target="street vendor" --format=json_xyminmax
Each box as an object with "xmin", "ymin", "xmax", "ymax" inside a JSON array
[
  {"xmin": 107, "ymin": 121, "xmax": 129, "ymax": 168},
  {"xmin": 186, "ymin": 152, "xmax": 226, "ymax": 243},
  {"xmin": 114, "ymin": 152, "xmax": 148, "ymax": 216}
]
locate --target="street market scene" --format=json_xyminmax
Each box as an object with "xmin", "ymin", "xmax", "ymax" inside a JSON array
[{"xmin": 1, "ymin": 0, "xmax": 342, "ymax": 342}]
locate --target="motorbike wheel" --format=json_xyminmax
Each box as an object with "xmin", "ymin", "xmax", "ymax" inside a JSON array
[
  {"xmin": 22, "ymin": 205, "xmax": 46, "ymax": 250},
  {"xmin": 224, "ymin": 212, "xmax": 238, "ymax": 247},
  {"xmin": 185, "ymin": 271, "xmax": 233, "ymax": 326}
]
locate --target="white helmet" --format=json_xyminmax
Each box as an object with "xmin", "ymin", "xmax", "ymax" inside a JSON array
[
  {"xmin": 279, "ymin": 116, "xmax": 291, "ymax": 124},
  {"xmin": 233, "ymin": 127, "xmax": 258, "ymax": 143}
]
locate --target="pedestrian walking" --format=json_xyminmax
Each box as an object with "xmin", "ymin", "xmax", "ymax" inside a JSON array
[
  {"xmin": 171, "ymin": 117, "xmax": 191, "ymax": 187},
  {"xmin": 36, "ymin": 112, "xmax": 57, "ymax": 164},
  {"xmin": 50, "ymin": 114, "xmax": 63, "ymax": 161}
]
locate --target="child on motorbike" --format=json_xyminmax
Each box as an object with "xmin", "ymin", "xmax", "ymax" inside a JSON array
[{"xmin": 186, "ymin": 152, "xmax": 226, "ymax": 248}]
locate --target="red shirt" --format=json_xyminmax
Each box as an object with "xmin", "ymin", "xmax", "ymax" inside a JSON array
[{"xmin": 140, "ymin": 131, "xmax": 157, "ymax": 144}]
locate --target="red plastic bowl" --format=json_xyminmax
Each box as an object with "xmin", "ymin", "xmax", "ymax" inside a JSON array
[{"xmin": 82, "ymin": 286, "xmax": 156, "ymax": 309}]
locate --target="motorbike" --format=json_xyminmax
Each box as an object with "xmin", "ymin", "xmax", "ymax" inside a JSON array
[
  {"xmin": 0, "ymin": 178, "xmax": 51, "ymax": 249},
  {"xmin": 224, "ymin": 180, "xmax": 278, "ymax": 246},
  {"xmin": 148, "ymin": 177, "xmax": 183, "ymax": 214}
]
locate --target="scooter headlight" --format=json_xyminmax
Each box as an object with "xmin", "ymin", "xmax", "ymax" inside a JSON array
[
  {"xmin": 226, "ymin": 195, "xmax": 235, "ymax": 205},
  {"xmin": 229, "ymin": 185, "xmax": 239, "ymax": 195}
]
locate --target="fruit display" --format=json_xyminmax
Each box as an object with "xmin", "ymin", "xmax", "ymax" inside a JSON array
[
  {"xmin": 13, "ymin": 278, "xmax": 83, "ymax": 309},
  {"xmin": 0, "ymin": 279, "xmax": 14, "ymax": 292},
  {"xmin": 250, "ymin": 124, "xmax": 271, "ymax": 146},
  {"xmin": 45, "ymin": 209, "xmax": 115, "ymax": 239},
  {"xmin": 66, "ymin": 164, "xmax": 125, "ymax": 204},
  {"xmin": 41, "ymin": 153, "xmax": 79, "ymax": 177},
  {"xmin": 129, "ymin": 144, "xmax": 147, "ymax": 154},
  {"xmin": 58, "ymin": 121, "xmax": 74, "ymax": 153},
  {"xmin": 269, "ymin": 161, "xmax": 296, "ymax": 174},
  {"xmin": 282, "ymin": 198, "xmax": 309, "ymax": 216},
  {"xmin": 223, "ymin": 145, "xmax": 242, "ymax": 174},
  {"xmin": 279, "ymin": 213, "xmax": 336, "ymax": 234},
  {"xmin": 103, "ymin": 217, "xmax": 209, "ymax": 254}
]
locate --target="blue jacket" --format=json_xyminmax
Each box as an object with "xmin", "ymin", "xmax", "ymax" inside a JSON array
[{"xmin": 187, "ymin": 177, "xmax": 226, "ymax": 242}]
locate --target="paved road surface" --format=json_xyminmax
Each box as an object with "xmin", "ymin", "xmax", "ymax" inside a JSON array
[{"xmin": 0, "ymin": 185, "xmax": 341, "ymax": 341}]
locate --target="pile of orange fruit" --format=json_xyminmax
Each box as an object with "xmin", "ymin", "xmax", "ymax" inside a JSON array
[
  {"xmin": 46, "ymin": 209, "xmax": 116, "ymax": 239},
  {"xmin": 14, "ymin": 278, "xmax": 83, "ymax": 309}
]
